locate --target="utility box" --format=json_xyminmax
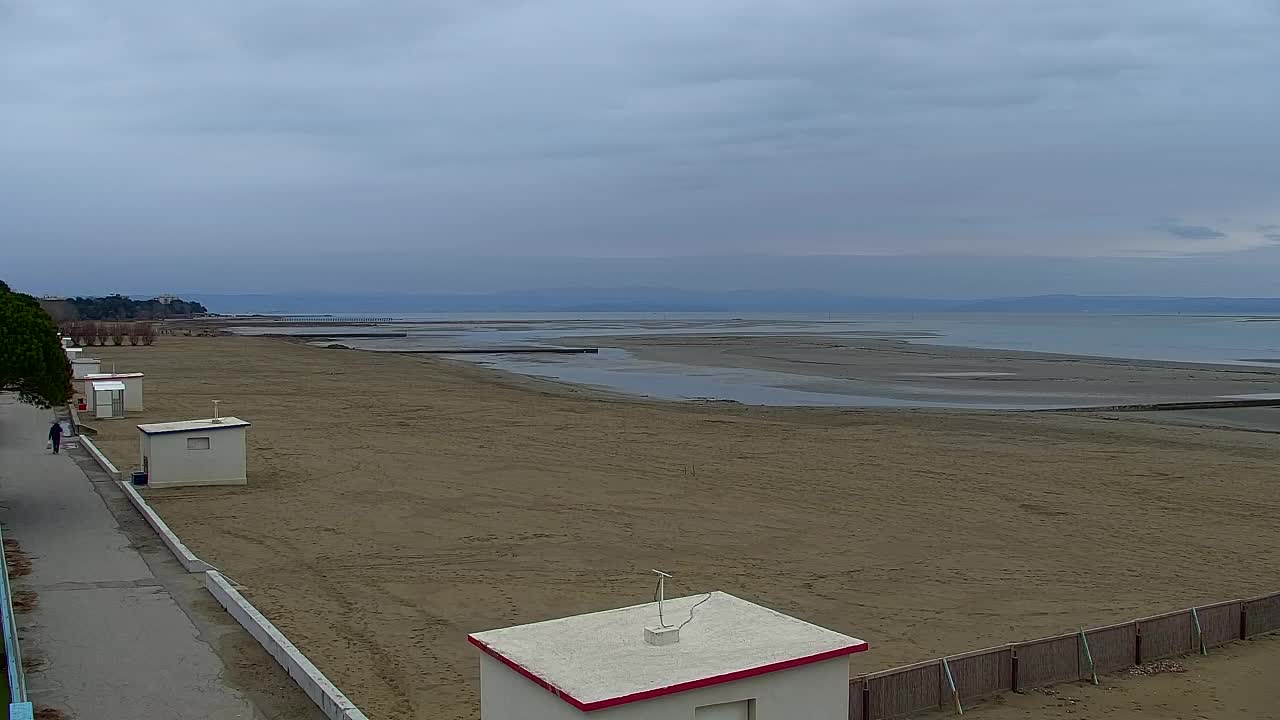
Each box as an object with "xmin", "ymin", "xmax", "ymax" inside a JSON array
[
  {"xmin": 137, "ymin": 417, "xmax": 250, "ymax": 488},
  {"xmin": 469, "ymin": 591, "xmax": 867, "ymax": 720},
  {"xmin": 90, "ymin": 380, "xmax": 127, "ymax": 420},
  {"xmin": 83, "ymin": 373, "xmax": 144, "ymax": 412}
]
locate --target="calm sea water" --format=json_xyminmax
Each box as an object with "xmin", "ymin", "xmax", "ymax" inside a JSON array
[
  {"xmin": 238, "ymin": 313, "xmax": 1280, "ymax": 364},
  {"xmin": 233, "ymin": 313, "xmax": 1280, "ymax": 408}
]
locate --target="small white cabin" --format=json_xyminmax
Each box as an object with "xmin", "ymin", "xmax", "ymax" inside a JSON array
[
  {"xmin": 61, "ymin": 337, "xmax": 76, "ymax": 349},
  {"xmin": 83, "ymin": 373, "xmax": 144, "ymax": 412},
  {"xmin": 90, "ymin": 380, "xmax": 127, "ymax": 420},
  {"xmin": 65, "ymin": 347, "xmax": 83, "ymax": 363},
  {"xmin": 137, "ymin": 418, "xmax": 250, "ymax": 488},
  {"xmin": 71, "ymin": 357, "xmax": 101, "ymax": 380},
  {"xmin": 469, "ymin": 591, "xmax": 867, "ymax": 720}
]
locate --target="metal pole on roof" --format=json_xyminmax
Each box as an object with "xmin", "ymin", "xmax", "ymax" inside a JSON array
[
  {"xmin": 652, "ymin": 570, "xmax": 672, "ymax": 627},
  {"xmin": 212, "ymin": 400, "xmax": 222, "ymax": 423}
]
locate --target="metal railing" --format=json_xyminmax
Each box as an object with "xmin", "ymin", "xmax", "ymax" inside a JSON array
[{"xmin": 0, "ymin": 524, "xmax": 32, "ymax": 718}]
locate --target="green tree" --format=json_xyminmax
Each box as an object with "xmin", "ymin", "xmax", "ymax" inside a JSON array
[{"xmin": 0, "ymin": 281, "xmax": 74, "ymax": 407}]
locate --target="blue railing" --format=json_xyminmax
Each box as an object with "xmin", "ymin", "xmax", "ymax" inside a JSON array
[{"xmin": 0, "ymin": 525, "xmax": 32, "ymax": 719}]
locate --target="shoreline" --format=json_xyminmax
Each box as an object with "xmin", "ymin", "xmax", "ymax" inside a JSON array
[{"xmin": 469, "ymin": 333, "xmax": 1280, "ymax": 412}]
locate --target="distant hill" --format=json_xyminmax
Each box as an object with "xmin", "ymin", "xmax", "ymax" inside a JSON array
[
  {"xmin": 44, "ymin": 294, "xmax": 209, "ymax": 321},
  {"xmin": 183, "ymin": 290, "xmax": 1280, "ymax": 315}
]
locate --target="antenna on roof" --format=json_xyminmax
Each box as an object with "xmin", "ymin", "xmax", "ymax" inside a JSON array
[
  {"xmin": 212, "ymin": 400, "xmax": 222, "ymax": 423},
  {"xmin": 652, "ymin": 569, "xmax": 672, "ymax": 628},
  {"xmin": 645, "ymin": 570, "xmax": 681, "ymax": 646}
]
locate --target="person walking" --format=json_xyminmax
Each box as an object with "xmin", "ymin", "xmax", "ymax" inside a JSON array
[{"xmin": 49, "ymin": 419, "xmax": 64, "ymax": 454}]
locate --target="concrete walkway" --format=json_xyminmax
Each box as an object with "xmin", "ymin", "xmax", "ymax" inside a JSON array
[{"xmin": 0, "ymin": 396, "xmax": 321, "ymax": 719}]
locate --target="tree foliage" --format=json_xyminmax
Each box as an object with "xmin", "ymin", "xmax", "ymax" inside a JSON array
[
  {"xmin": 67, "ymin": 294, "xmax": 207, "ymax": 321},
  {"xmin": 0, "ymin": 281, "xmax": 74, "ymax": 407}
]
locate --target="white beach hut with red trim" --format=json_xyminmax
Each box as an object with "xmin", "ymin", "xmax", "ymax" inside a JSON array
[{"xmin": 469, "ymin": 591, "xmax": 867, "ymax": 720}]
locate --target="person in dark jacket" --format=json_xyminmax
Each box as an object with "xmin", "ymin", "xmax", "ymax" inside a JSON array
[{"xmin": 49, "ymin": 420, "xmax": 64, "ymax": 454}]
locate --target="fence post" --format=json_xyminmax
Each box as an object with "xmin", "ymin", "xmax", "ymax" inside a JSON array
[
  {"xmin": 1191, "ymin": 607, "xmax": 1207, "ymax": 655},
  {"xmin": 1011, "ymin": 650, "xmax": 1020, "ymax": 693},
  {"xmin": 942, "ymin": 657, "xmax": 963, "ymax": 715},
  {"xmin": 1240, "ymin": 605, "xmax": 1249, "ymax": 639},
  {"xmin": 861, "ymin": 680, "xmax": 870, "ymax": 720},
  {"xmin": 1134, "ymin": 626, "xmax": 1143, "ymax": 665},
  {"xmin": 1078, "ymin": 627, "xmax": 1098, "ymax": 685}
]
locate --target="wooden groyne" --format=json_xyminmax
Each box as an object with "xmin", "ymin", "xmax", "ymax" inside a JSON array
[
  {"xmin": 271, "ymin": 332, "xmax": 408, "ymax": 339},
  {"xmin": 1047, "ymin": 398, "xmax": 1280, "ymax": 413},
  {"xmin": 363, "ymin": 347, "xmax": 599, "ymax": 355}
]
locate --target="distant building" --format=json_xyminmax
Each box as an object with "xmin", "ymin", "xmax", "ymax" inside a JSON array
[{"xmin": 156, "ymin": 294, "xmax": 179, "ymax": 305}]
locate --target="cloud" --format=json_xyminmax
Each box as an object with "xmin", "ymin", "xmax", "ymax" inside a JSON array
[
  {"xmin": 1151, "ymin": 219, "xmax": 1228, "ymax": 241},
  {"xmin": 1, "ymin": 0, "xmax": 1279, "ymax": 285}
]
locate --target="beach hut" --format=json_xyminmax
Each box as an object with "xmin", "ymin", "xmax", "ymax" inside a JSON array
[
  {"xmin": 61, "ymin": 337, "xmax": 75, "ymax": 349},
  {"xmin": 71, "ymin": 357, "xmax": 101, "ymax": 380},
  {"xmin": 469, "ymin": 591, "xmax": 867, "ymax": 720},
  {"xmin": 82, "ymin": 373, "xmax": 144, "ymax": 412},
  {"xmin": 65, "ymin": 347, "xmax": 82, "ymax": 363},
  {"xmin": 136, "ymin": 417, "xmax": 250, "ymax": 488},
  {"xmin": 90, "ymin": 380, "xmax": 127, "ymax": 420}
]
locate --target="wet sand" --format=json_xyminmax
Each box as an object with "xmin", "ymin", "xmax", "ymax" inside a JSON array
[
  {"xmin": 571, "ymin": 334, "xmax": 1280, "ymax": 408},
  {"xmin": 87, "ymin": 336, "xmax": 1280, "ymax": 720}
]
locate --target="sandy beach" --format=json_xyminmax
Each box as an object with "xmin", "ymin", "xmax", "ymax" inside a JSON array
[{"xmin": 87, "ymin": 335, "xmax": 1280, "ymax": 719}]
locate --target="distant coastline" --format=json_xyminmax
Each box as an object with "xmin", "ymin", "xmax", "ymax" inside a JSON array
[{"xmin": 181, "ymin": 291, "xmax": 1280, "ymax": 316}]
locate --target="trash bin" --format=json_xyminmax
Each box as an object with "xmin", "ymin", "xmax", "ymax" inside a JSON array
[{"xmin": 131, "ymin": 471, "xmax": 148, "ymax": 486}]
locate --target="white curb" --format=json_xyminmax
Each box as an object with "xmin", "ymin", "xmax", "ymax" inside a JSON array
[
  {"xmin": 78, "ymin": 435, "xmax": 122, "ymax": 481},
  {"xmin": 116, "ymin": 481, "xmax": 214, "ymax": 573},
  {"xmin": 205, "ymin": 571, "xmax": 370, "ymax": 720}
]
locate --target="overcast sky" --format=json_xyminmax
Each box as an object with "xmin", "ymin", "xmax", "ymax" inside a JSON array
[{"xmin": 3, "ymin": 1, "xmax": 1279, "ymax": 295}]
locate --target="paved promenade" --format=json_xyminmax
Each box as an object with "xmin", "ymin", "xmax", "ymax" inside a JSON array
[{"xmin": 0, "ymin": 396, "xmax": 320, "ymax": 719}]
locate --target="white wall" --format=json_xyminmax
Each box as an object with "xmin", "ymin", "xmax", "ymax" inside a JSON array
[
  {"xmin": 480, "ymin": 653, "xmax": 583, "ymax": 720},
  {"xmin": 71, "ymin": 359, "xmax": 100, "ymax": 379},
  {"xmin": 141, "ymin": 428, "xmax": 247, "ymax": 488},
  {"xmin": 480, "ymin": 654, "xmax": 849, "ymax": 720},
  {"xmin": 121, "ymin": 376, "xmax": 144, "ymax": 411}
]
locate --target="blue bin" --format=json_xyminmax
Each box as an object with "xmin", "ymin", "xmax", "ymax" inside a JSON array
[{"xmin": 131, "ymin": 471, "xmax": 148, "ymax": 486}]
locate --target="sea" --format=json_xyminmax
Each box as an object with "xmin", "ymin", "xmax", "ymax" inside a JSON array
[{"xmin": 231, "ymin": 313, "xmax": 1280, "ymax": 408}]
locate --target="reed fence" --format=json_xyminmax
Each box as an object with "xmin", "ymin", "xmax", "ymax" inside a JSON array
[{"xmin": 849, "ymin": 590, "xmax": 1280, "ymax": 719}]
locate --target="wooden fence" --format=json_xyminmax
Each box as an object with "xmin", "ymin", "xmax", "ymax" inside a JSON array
[{"xmin": 848, "ymin": 590, "xmax": 1280, "ymax": 719}]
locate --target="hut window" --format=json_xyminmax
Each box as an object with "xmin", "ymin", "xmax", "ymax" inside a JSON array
[{"xmin": 187, "ymin": 436, "xmax": 211, "ymax": 450}]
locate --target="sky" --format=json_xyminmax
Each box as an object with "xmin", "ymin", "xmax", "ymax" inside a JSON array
[{"xmin": 2, "ymin": 1, "xmax": 1279, "ymax": 296}]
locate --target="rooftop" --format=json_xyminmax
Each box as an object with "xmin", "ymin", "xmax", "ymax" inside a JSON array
[
  {"xmin": 84, "ymin": 372, "xmax": 144, "ymax": 379},
  {"xmin": 91, "ymin": 381, "xmax": 127, "ymax": 391},
  {"xmin": 468, "ymin": 591, "xmax": 866, "ymax": 712},
  {"xmin": 137, "ymin": 417, "xmax": 251, "ymax": 435}
]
